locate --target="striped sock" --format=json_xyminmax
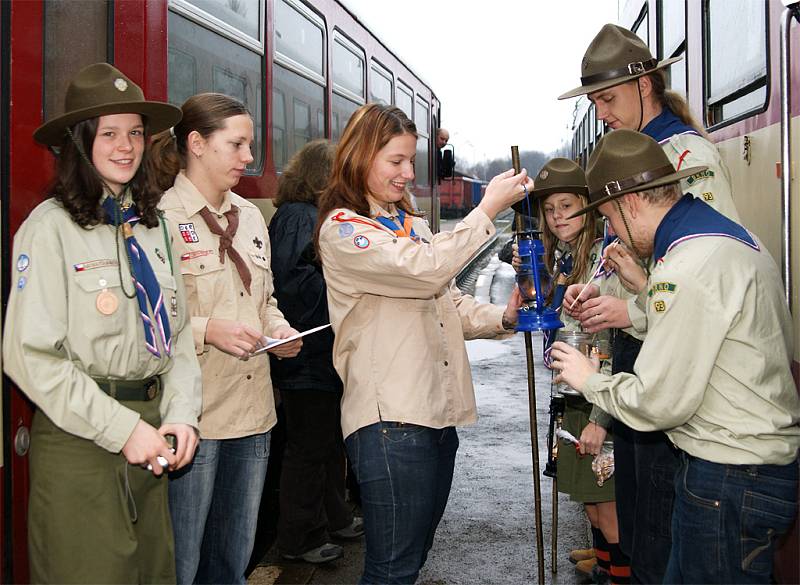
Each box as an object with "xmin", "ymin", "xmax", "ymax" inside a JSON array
[
  {"xmin": 592, "ymin": 526, "xmax": 610, "ymax": 575},
  {"xmin": 608, "ymin": 541, "xmax": 631, "ymax": 585}
]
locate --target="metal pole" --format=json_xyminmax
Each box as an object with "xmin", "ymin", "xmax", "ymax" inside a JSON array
[
  {"xmin": 779, "ymin": 4, "xmax": 798, "ymax": 313},
  {"xmin": 512, "ymin": 145, "xmax": 546, "ymax": 583},
  {"xmin": 551, "ymin": 477, "xmax": 558, "ymax": 574}
]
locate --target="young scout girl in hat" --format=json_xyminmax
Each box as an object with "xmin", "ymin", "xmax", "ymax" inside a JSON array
[
  {"xmin": 3, "ymin": 62, "xmax": 202, "ymax": 583},
  {"xmin": 149, "ymin": 93, "xmax": 301, "ymax": 585},
  {"xmin": 315, "ymin": 103, "xmax": 533, "ymax": 584},
  {"xmin": 559, "ymin": 24, "xmax": 739, "ymax": 584}
]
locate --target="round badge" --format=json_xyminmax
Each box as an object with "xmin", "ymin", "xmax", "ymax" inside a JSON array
[
  {"xmin": 17, "ymin": 276, "xmax": 27, "ymax": 290},
  {"xmin": 353, "ymin": 235, "xmax": 370, "ymax": 249},
  {"xmin": 338, "ymin": 223, "xmax": 355, "ymax": 238},
  {"xmin": 17, "ymin": 254, "xmax": 30, "ymax": 272},
  {"xmin": 96, "ymin": 290, "xmax": 119, "ymax": 315},
  {"xmin": 539, "ymin": 169, "xmax": 549, "ymax": 180},
  {"xmin": 114, "ymin": 78, "xmax": 128, "ymax": 92}
]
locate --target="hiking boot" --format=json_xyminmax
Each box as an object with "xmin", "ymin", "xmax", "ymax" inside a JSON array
[
  {"xmin": 330, "ymin": 517, "xmax": 365, "ymax": 540},
  {"xmin": 575, "ymin": 557, "xmax": 597, "ymax": 576},
  {"xmin": 569, "ymin": 547, "xmax": 596, "ymax": 564},
  {"xmin": 282, "ymin": 542, "xmax": 343, "ymax": 564}
]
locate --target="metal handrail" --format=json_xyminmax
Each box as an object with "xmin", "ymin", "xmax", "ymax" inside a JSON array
[{"xmin": 780, "ymin": 2, "xmax": 799, "ymax": 312}]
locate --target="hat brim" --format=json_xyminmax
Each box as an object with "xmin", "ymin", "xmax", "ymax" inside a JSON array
[
  {"xmin": 557, "ymin": 56, "xmax": 682, "ymax": 101},
  {"xmin": 567, "ymin": 165, "xmax": 707, "ymax": 219},
  {"xmin": 34, "ymin": 101, "xmax": 182, "ymax": 146},
  {"xmin": 512, "ymin": 184, "xmax": 589, "ymax": 216}
]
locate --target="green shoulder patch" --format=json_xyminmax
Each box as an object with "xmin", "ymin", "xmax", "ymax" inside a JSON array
[
  {"xmin": 648, "ymin": 282, "xmax": 678, "ymax": 297},
  {"xmin": 685, "ymin": 170, "xmax": 715, "ymax": 185}
]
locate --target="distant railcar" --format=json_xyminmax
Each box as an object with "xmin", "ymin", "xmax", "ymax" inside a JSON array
[{"xmin": 439, "ymin": 175, "xmax": 488, "ymax": 218}]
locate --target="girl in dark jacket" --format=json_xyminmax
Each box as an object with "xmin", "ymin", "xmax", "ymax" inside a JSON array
[{"xmin": 269, "ymin": 139, "xmax": 362, "ymax": 563}]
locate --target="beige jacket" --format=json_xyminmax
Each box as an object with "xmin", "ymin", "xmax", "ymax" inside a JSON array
[
  {"xmin": 159, "ymin": 173, "xmax": 289, "ymax": 439},
  {"xmin": 319, "ymin": 203, "xmax": 509, "ymax": 439},
  {"xmin": 583, "ymin": 234, "xmax": 800, "ymax": 465},
  {"xmin": 3, "ymin": 199, "xmax": 202, "ymax": 453}
]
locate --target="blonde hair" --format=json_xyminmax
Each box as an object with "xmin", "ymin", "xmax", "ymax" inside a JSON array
[{"xmin": 648, "ymin": 70, "xmax": 707, "ymax": 137}]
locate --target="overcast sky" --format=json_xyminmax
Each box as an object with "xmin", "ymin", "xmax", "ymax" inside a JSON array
[{"xmin": 340, "ymin": 0, "xmax": 619, "ymax": 164}]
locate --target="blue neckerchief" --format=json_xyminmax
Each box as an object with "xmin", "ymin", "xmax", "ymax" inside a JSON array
[
  {"xmin": 653, "ymin": 194, "xmax": 758, "ymax": 262},
  {"xmin": 102, "ymin": 197, "xmax": 172, "ymax": 357},
  {"xmin": 641, "ymin": 108, "xmax": 700, "ymax": 144},
  {"xmin": 374, "ymin": 209, "xmax": 417, "ymax": 239}
]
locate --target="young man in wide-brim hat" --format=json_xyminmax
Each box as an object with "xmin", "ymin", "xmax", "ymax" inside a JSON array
[
  {"xmin": 3, "ymin": 62, "xmax": 202, "ymax": 583},
  {"xmin": 549, "ymin": 129, "xmax": 800, "ymax": 585}
]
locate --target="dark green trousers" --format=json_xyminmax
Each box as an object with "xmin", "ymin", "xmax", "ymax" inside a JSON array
[{"xmin": 28, "ymin": 399, "xmax": 175, "ymax": 584}]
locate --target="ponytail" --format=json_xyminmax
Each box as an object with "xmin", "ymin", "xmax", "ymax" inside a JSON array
[
  {"xmin": 148, "ymin": 130, "xmax": 183, "ymax": 192},
  {"xmin": 649, "ymin": 70, "xmax": 708, "ymax": 138}
]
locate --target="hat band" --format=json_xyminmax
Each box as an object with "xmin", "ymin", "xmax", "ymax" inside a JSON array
[
  {"xmin": 599, "ymin": 164, "xmax": 676, "ymax": 198},
  {"xmin": 581, "ymin": 58, "xmax": 659, "ymax": 86}
]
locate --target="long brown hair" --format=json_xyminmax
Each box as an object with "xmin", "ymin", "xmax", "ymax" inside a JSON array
[
  {"xmin": 149, "ymin": 92, "xmax": 250, "ymax": 191},
  {"xmin": 275, "ymin": 139, "xmax": 335, "ymax": 207},
  {"xmin": 51, "ymin": 117, "xmax": 162, "ymax": 228},
  {"xmin": 314, "ymin": 103, "xmax": 418, "ymax": 249},
  {"xmin": 648, "ymin": 69, "xmax": 707, "ymax": 137},
  {"xmin": 538, "ymin": 192, "xmax": 600, "ymax": 303}
]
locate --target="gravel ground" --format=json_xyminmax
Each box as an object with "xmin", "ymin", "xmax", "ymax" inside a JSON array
[{"xmin": 249, "ymin": 243, "xmax": 592, "ymax": 585}]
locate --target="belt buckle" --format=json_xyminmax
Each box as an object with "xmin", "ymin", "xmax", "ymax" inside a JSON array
[{"xmin": 146, "ymin": 378, "xmax": 159, "ymax": 401}]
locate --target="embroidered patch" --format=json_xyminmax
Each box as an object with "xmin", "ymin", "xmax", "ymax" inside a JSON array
[
  {"xmin": 353, "ymin": 235, "xmax": 370, "ymax": 249},
  {"xmin": 338, "ymin": 223, "xmax": 355, "ymax": 238},
  {"xmin": 539, "ymin": 169, "xmax": 549, "ymax": 180},
  {"xmin": 73, "ymin": 259, "xmax": 119, "ymax": 272},
  {"xmin": 648, "ymin": 282, "xmax": 677, "ymax": 297},
  {"xmin": 685, "ymin": 170, "xmax": 715, "ymax": 185},
  {"xmin": 653, "ymin": 300, "xmax": 667, "ymax": 313},
  {"xmin": 180, "ymin": 249, "xmax": 214, "ymax": 261},
  {"xmin": 17, "ymin": 276, "xmax": 27, "ymax": 290},
  {"xmin": 179, "ymin": 223, "xmax": 199, "ymax": 243},
  {"xmin": 702, "ymin": 192, "xmax": 714, "ymax": 201},
  {"xmin": 253, "ymin": 236, "xmax": 263, "ymax": 249},
  {"xmin": 17, "ymin": 254, "xmax": 30, "ymax": 273}
]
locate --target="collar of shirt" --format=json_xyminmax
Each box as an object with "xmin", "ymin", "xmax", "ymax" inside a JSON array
[
  {"xmin": 173, "ymin": 171, "xmax": 233, "ymax": 218},
  {"xmin": 653, "ymin": 194, "xmax": 757, "ymax": 261},
  {"xmin": 641, "ymin": 108, "xmax": 699, "ymax": 143},
  {"xmin": 368, "ymin": 199, "xmax": 398, "ymax": 220}
]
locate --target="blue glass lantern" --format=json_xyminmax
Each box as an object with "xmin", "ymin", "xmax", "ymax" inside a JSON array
[{"xmin": 515, "ymin": 232, "xmax": 564, "ymax": 332}]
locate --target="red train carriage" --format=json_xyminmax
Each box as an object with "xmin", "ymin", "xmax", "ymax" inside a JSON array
[
  {"xmin": 570, "ymin": 1, "xmax": 800, "ymax": 581},
  {"xmin": 0, "ymin": 1, "xmax": 442, "ymax": 580}
]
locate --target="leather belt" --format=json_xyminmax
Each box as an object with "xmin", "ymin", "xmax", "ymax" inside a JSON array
[{"xmin": 94, "ymin": 376, "xmax": 161, "ymax": 401}]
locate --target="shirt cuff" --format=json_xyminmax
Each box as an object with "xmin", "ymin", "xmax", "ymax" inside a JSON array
[
  {"xmin": 96, "ymin": 405, "xmax": 141, "ymax": 453},
  {"xmin": 628, "ymin": 297, "xmax": 648, "ymax": 334},
  {"xmin": 589, "ymin": 405, "xmax": 613, "ymax": 429}
]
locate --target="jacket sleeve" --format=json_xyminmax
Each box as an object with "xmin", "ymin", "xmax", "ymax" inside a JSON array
[
  {"xmin": 319, "ymin": 207, "xmax": 495, "ymax": 299},
  {"xmin": 2, "ymin": 213, "xmax": 140, "ymax": 453},
  {"xmin": 448, "ymin": 282, "xmax": 510, "ymax": 340},
  {"xmin": 158, "ymin": 219, "xmax": 202, "ymax": 428},
  {"xmin": 581, "ymin": 270, "xmax": 727, "ymax": 431}
]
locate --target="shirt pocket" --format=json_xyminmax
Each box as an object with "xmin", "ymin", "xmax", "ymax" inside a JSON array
[
  {"xmin": 154, "ymin": 271, "xmax": 181, "ymax": 332},
  {"xmin": 248, "ymin": 250, "xmax": 273, "ymax": 299},
  {"xmin": 72, "ymin": 267, "xmax": 128, "ymax": 337},
  {"xmin": 179, "ymin": 253, "xmax": 225, "ymax": 315}
]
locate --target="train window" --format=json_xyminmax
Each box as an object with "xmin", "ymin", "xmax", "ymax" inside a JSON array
[
  {"xmin": 415, "ymin": 98, "xmax": 429, "ymax": 186},
  {"xmin": 272, "ymin": 64, "xmax": 325, "ymax": 169},
  {"xmin": 331, "ymin": 94, "xmax": 361, "ymax": 142},
  {"xmin": 704, "ymin": 0, "xmax": 767, "ymax": 126},
  {"xmin": 370, "ymin": 60, "xmax": 393, "ymax": 105},
  {"xmin": 273, "ymin": 88, "xmax": 287, "ymax": 169},
  {"xmin": 659, "ymin": 0, "xmax": 687, "ymax": 98},
  {"xmin": 274, "ymin": 0, "xmax": 324, "ymax": 78},
  {"xmin": 168, "ymin": 11, "xmax": 264, "ymax": 170},
  {"xmin": 44, "ymin": 0, "xmax": 109, "ymax": 121},
  {"xmin": 396, "ymin": 81, "xmax": 413, "ymax": 119},
  {"xmin": 332, "ymin": 32, "xmax": 366, "ymax": 100},
  {"xmin": 171, "ymin": 0, "xmax": 262, "ymax": 49}
]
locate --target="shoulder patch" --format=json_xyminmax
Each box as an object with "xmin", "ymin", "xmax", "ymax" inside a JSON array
[
  {"xmin": 17, "ymin": 276, "xmax": 27, "ymax": 290},
  {"xmin": 353, "ymin": 235, "xmax": 370, "ymax": 249},
  {"xmin": 701, "ymin": 192, "xmax": 714, "ymax": 201},
  {"xmin": 648, "ymin": 282, "xmax": 677, "ymax": 297},
  {"xmin": 16, "ymin": 254, "xmax": 30, "ymax": 273},
  {"xmin": 653, "ymin": 300, "xmax": 667, "ymax": 313},
  {"xmin": 338, "ymin": 223, "xmax": 355, "ymax": 238},
  {"xmin": 685, "ymin": 170, "xmax": 715, "ymax": 185},
  {"xmin": 178, "ymin": 223, "xmax": 199, "ymax": 243}
]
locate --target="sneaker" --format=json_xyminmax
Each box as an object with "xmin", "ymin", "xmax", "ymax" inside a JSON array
[
  {"xmin": 575, "ymin": 557, "xmax": 597, "ymax": 576},
  {"xmin": 569, "ymin": 547, "xmax": 596, "ymax": 564},
  {"xmin": 330, "ymin": 517, "xmax": 365, "ymax": 540},
  {"xmin": 282, "ymin": 542, "xmax": 343, "ymax": 564}
]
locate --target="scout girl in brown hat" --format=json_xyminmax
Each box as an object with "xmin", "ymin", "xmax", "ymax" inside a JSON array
[
  {"xmin": 559, "ymin": 24, "xmax": 740, "ymax": 583},
  {"xmin": 551, "ymin": 129, "xmax": 800, "ymax": 585},
  {"xmin": 3, "ymin": 62, "xmax": 202, "ymax": 583}
]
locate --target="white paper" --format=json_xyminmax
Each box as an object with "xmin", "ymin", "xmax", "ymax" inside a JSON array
[{"xmin": 250, "ymin": 323, "xmax": 331, "ymax": 356}]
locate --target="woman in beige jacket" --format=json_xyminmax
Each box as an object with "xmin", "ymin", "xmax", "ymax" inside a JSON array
[{"xmin": 315, "ymin": 103, "xmax": 533, "ymax": 584}]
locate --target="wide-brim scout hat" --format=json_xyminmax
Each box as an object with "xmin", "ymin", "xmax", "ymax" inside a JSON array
[
  {"xmin": 568, "ymin": 129, "xmax": 706, "ymax": 218},
  {"xmin": 558, "ymin": 24, "xmax": 682, "ymax": 100},
  {"xmin": 512, "ymin": 157, "xmax": 588, "ymax": 215},
  {"xmin": 34, "ymin": 62, "xmax": 182, "ymax": 146}
]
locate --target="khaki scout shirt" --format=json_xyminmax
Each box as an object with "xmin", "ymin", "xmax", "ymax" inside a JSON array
[
  {"xmin": 3, "ymin": 199, "xmax": 202, "ymax": 453},
  {"xmin": 319, "ymin": 203, "xmax": 509, "ymax": 439},
  {"xmin": 159, "ymin": 173, "xmax": 289, "ymax": 439},
  {"xmin": 582, "ymin": 235, "xmax": 800, "ymax": 465}
]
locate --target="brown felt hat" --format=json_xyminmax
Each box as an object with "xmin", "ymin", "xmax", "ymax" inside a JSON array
[
  {"xmin": 34, "ymin": 62, "xmax": 182, "ymax": 146},
  {"xmin": 568, "ymin": 129, "xmax": 706, "ymax": 218},
  {"xmin": 512, "ymin": 158, "xmax": 588, "ymax": 215},
  {"xmin": 558, "ymin": 24, "xmax": 682, "ymax": 100}
]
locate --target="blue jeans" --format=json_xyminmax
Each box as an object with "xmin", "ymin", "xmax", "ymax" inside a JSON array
[
  {"xmin": 345, "ymin": 422, "xmax": 459, "ymax": 584},
  {"xmin": 169, "ymin": 433, "xmax": 270, "ymax": 585},
  {"xmin": 665, "ymin": 453, "xmax": 799, "ymax": 584}
]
